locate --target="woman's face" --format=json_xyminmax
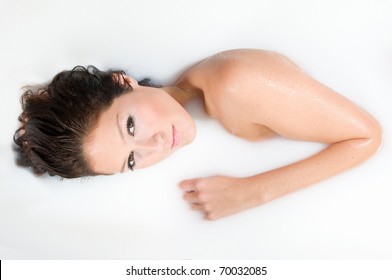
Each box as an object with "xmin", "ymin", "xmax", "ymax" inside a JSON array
[{"xmin": 84, "ymin": 77, "xmax": 196, "ymax": 174}]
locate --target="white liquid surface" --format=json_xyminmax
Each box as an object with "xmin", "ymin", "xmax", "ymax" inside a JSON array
[{"xmin": 0, "ymin": 0, "xmax": 391, "ymax": 259}]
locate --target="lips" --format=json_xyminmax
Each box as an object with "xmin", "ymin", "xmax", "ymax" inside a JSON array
[{"xmin": 171, "ymin": 125, "xmax": 179, "ymax": 149}]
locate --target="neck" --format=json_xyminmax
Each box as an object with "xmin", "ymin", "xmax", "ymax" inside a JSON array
[{"xmin": 163, "ymin": 84, "xmax": 200, "ymax": 106}]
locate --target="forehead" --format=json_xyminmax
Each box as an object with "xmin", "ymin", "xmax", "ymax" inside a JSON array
[{"xmin": 84, "ymin": 98, "xmax": 125, "ymax": 174}]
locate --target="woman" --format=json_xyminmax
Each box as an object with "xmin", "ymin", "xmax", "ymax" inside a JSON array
[{"xmin": 14, "ymin": 49, "xmax": 383, "ymax": 220}]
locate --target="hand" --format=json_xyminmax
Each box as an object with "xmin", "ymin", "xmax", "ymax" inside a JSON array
[{"xmin": 179, "ymin": 175, "xmax": 258, "ymax": 220}]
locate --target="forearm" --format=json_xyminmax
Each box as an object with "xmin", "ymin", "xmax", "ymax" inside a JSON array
[
  {"xmin": 248, "ymin": 137, "xmax": 382, "ymax": 205},
  {"xmin": 179, "ymin": 134, "xmax": 381, "ymax": 220}
]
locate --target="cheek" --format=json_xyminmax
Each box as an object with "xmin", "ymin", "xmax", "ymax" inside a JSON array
[
  {"xmin": 136, "ymin": 154, "xmax": 167, "ymax": 169},
  {"xmin": 137, "ymin": 102, "xmax": 173, "ymax": 126}
]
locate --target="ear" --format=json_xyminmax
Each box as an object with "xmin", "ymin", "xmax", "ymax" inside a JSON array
[
  {"xmin": 112, "ymin": 73, "xmax": 138, "ymax": 87},
  {"xmin": 123, "ymin": 75, "xmax": 139, "ymax": 87}
]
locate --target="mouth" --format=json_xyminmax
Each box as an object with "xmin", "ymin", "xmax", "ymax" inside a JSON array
[{"xmin": 171, "ymin": 125, "xmax": 179, "ymax": 149}]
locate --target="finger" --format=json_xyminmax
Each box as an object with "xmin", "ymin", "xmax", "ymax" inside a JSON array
[
  {"xmin": 204, "ymin": 212, "xmax": 219, "ymax": 221},
  {"xmin": 190, "ymin": 203, "xmax": 204, "ymax": 211},
  {"xmin": 183, "ymin": 192, "xmax": 200, "ymax": 203},
  {"xmin": 178, "ymin": 179, "xmax": 199, "ymax": 192}
]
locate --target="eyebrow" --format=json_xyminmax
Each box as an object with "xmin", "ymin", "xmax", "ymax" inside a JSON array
[{"xmin": 117, "ymin": 113, "xmax": 127, "ymax": 173}]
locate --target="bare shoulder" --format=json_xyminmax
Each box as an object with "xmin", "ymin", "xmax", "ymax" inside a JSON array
[
  {"xmin": 178, "ymin": 49, "xmax": 298, "ymax": 90},
  {"xmin": 179, "ymin": 49, "xmax": 380, "ymax": 143},
  {"xmin": 213, "ymin": 48, "xmax": 299, "ymax": 70},
  {"xmin": 179, "ymin": 49, "xmax": 304, "ymax": 103},
  {"xmin": 178, "ymin": 49, "xmax": 304, "ymax": 140},
  {"xmin": 180, "ymin": 49, "xmax": 306, "ymax": 116}
]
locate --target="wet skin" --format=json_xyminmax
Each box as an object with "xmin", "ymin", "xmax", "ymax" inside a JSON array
[{"xmin": 86, "ymin": 49, "xmax": 383, "ymax": 220}]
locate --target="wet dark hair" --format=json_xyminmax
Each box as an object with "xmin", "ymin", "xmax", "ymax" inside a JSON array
[{"xmin": 13, "ymin": 66, "xmax": 134, "ymax": 178}]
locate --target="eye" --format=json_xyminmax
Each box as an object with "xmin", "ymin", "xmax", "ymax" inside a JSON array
[
  {"xmin": 127, "ymin": 116, "xmax": 135, "ymax": 136},
  {"xmin": 126, "ymin": 116, "xmax": 136, "ymax": 170},
  {"xmin": 128, "ymin": 151, "xmax": 135, "ymax": 171}
]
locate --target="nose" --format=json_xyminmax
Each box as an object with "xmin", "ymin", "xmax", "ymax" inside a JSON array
[{"xmin": 131, "ymin": 131, "xmax": 167, "ymax": 153}]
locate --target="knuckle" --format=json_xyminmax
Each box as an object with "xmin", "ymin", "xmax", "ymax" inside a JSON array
[
  {"xmin": 205, "ymin": 212, "xmax": 218, "ymax": 220},
  {"xmin": 196, "ymin": 192, "xmax": 208, "ymax": 202},
  {"xmin": 183, "ymin": 192, "xmax": 194, "ymax": 200},
  {"xmin": 190, "ymin": 204, "xmax": 198, "ymax": 210},
  {"xmin": 203, "ymin": 203, "xmax": 213, "ymax": 213},
  {"xmin": 194, "ymin": 180, "xmax": 204, "ymax": 189}
]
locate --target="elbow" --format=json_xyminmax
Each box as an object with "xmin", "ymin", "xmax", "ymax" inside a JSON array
[
  {"xmin": 362, "ymin": 119, "xmax": 383, "ymax": 157},
  {"xmin": 370, "ymin": 120, "xmax": 383, "ymax": 153}
]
